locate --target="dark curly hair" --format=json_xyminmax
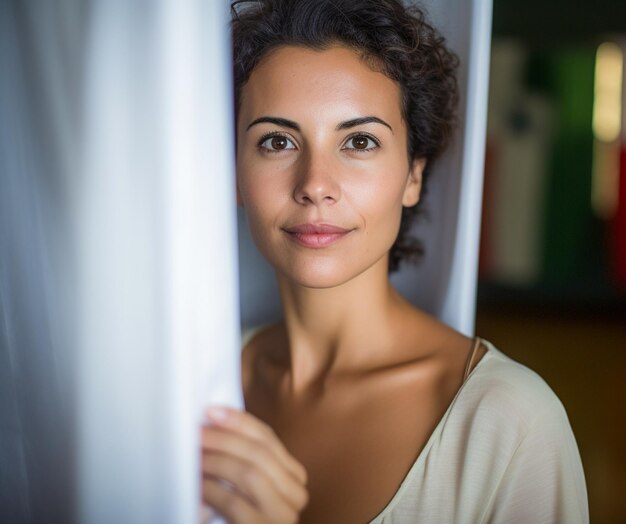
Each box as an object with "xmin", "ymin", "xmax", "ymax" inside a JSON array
[{"xmin": 231, "ymin": 0, "xmax": 459, "ymax": 272}]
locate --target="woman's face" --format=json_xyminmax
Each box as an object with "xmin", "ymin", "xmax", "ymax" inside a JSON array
[{"xmin": 236, "ymin": 45, "xmax": 424, "ymax": 288}]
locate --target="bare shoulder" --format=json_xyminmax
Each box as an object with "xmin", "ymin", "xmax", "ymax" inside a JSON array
[
  {"xmin": 392, "ymin": 305, "xmax": 488, "ymax": 385},
  {"xmin": 401, "ymin": 306, "xmax": 483, "ymax": 359},
  {"xmin": 241, "ymin": 322, "xmax": 287, "ymax": 390},
  {"xmin": 242, "ymin": 322, "xmax": 286, "ymax": 359}
]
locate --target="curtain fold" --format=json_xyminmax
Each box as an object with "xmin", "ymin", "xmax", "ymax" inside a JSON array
[{"xmin": 1, "ymin": 2, "xmax": 241, "ymax": 523}]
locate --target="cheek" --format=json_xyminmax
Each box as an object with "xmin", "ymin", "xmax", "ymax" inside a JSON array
[
  {"xmin": 237, "ymin": 147, "xmax": 296, "ymax": 204},
  {"xmin": 238, "ymin": 159, "xmax": 280, "ymax": 213},
  {"xmin": 241, "ymin": 186, "xmax": 278, "ymax": 238},
  {"xmin": 346, "ymin": 169, "xmax": 406, "ymax": 229},
  {"xmin": 237, "ymin": 168, "xmax": 287, "ymax": 247}
]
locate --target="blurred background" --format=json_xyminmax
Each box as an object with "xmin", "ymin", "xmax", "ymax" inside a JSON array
[{"xmin": 476, "ymin": 1, "xmax": 626, "ymax": 522}]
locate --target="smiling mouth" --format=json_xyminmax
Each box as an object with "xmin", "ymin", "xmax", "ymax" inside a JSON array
[{"xmin": 282, "ymin": 223, "xmax": 353, "ymax": 248}]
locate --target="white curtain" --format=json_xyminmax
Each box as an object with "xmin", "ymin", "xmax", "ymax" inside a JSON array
[
  {"xmin": 1, "ymin": 1, "xmax": 241, "ymax": 523},
  {"xmin": 77, "ymin": 1, "xmax": 242, "ymax": 523},
  {"xmin": 0, "ymin": 2, "xmax": 83, "ymax": 523}
]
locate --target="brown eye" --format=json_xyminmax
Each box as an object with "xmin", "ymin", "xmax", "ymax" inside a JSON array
[
  {"xmin": 271, "ymin": 136, "xmax": 288, "ymax": 150},
  {"xmin": 344, "ymin": 134, "xmax": 378, "ymax": 151},
  {"xmin": 259, "ymin": 134, "xmax": 296, "ymax": 152},
  {"xmin": 352, "ymin": 136, "xmax": 369, "ymax": 149}
]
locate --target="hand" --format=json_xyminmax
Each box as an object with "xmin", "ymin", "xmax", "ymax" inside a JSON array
[{"xmin": 201, "ymin": 406, "xmax": 309, "ymax": 524}]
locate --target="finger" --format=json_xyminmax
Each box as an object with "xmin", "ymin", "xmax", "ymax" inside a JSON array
[
  {"xmin": 202, "ymin": 475, "xmax": 261, "ymax": 524},
  {"xmin": 205, "ymin": 406, "xmax": 307, "ymax": 485},
  {"xmin": 201, "ymin": 426, "xmax": 308, "ymax": 512},
  {"xmin": 202, "ymin": 452, "xmax": 300, "ymax": 523},
  {"xmin": 204, "ymin": 406, "xmax": 306, "ymax": 484}
]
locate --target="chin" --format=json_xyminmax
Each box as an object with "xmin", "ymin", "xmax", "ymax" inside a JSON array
[
  {"xmin": 277, "ymin": 255, "xmax": 384, "ymax": 290},
  {"xmin": 286, "ymin": 272, "xmax": 353, "ymax": 290},
  {"xmin": 275, "ymin": 258, "xmax": 345, "ymax": 289}
]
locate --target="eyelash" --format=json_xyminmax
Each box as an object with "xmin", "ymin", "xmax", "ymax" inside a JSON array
[
  {"xmin": 343, "ymin": 133, "xmax": 380, "ymax": 153},
  {"xmin": 257, "ymin": 132, "xmax": 295, "ymax": 154},
  {"xmin": 256, "ymin": 131, "xmax": 381, "ymax": 153}
]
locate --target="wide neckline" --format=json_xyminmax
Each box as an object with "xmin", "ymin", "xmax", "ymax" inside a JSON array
[
  {"xmin": 367, "ymin": 338, "xmax": 494, "ymax": 523},
  {"xmin": 241, "ymin": 329, "xmax": 495, "ymax": 523}
]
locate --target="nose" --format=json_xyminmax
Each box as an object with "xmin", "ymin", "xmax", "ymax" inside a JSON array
[{"xmin": 293, "ymin": 152, "xmax": 341, "ymax": 206}]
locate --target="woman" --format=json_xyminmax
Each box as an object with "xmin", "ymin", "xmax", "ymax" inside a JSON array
[{"xmin": 201, "ymin": 1, "xmax": 588, "ymax": 522}]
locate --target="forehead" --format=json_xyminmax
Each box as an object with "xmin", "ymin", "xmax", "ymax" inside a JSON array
[{"xmin": 238, "ymin": 45, "xmax": 404, "ymax": 126}]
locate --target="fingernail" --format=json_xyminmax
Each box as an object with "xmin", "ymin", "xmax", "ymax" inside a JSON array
[{"xmin": 206, "ymin": 406, "xmax": 230, "ymax": 422}]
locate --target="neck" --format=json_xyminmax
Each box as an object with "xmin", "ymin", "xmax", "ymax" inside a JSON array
[{"xmin": 276, "ymin": 256, "xmax": 406, "ymax": 395}]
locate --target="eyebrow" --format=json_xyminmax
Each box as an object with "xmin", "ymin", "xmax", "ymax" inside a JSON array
[
  {"xmin": 336, "ymin": 116, "xmax": 393, "ymax": 133},
  {"xmin": 246, "ymin": 116, "xmax": 300, "ymax": 131},
  {"xmin": 246, "ymin": 115, "xmax": 393, "ymax": 133}
]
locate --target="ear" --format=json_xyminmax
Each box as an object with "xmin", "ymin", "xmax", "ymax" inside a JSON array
[{"xmin": 402, "ymin": 158, "xmax": 426, "ymax": 207}]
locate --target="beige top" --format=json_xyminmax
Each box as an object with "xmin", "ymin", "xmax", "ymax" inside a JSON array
[
  {"xmin": 242, "ymin": 332, "xmax": 588, "ymax": 523},
  {"xmin": 368, "ymin": 339, "xmax": 588, "ymax": 523}
]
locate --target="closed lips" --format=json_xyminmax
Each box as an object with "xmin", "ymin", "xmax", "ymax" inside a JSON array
[
  {"xmin": 283, "ymin": 224, "xmax": 351, "ymax": 234},
  {"xmin": 283, "ymin": 223, "xmax": 353, "ymax": 248}
]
